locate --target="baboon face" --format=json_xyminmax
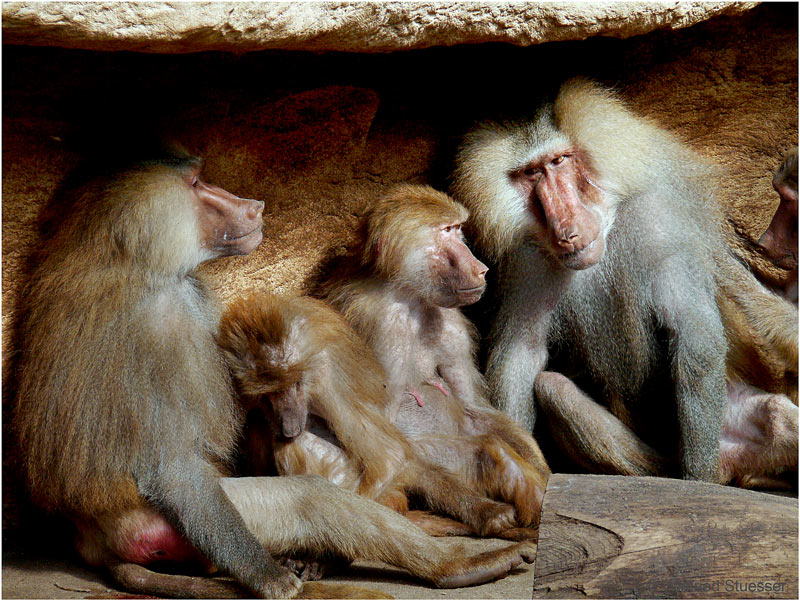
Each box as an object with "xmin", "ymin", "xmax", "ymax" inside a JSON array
[
  {"xmin": 267, "ymin": 383, "xmax": 307, "ymax": 440},
  {"xmin": 426, "ymin": 221, "xmax": 488, "ymax": 308},
  {"xmin": 510, "ymin": 146, "xmax": 606, "ymax": 270},
  {"xmin": 187, "ymin": 165, "xmax": 265, "ymax": 257},
  {"xmin": 760, "ymin": 147, "xmax": 798, "ymax": 270}
]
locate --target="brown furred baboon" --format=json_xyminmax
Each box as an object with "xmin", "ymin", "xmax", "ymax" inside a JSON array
[
  {"xmin": 451, "ymin": 78, "xmax": 797, "ymax": 486},
  {"xmin": 721, "ymin": 146, "xmax": 798, "ymax": 411},
  {"xmin": 316, "ymin": 184, "xmax": 550, "ymax": 527},
  {"xmin": 12, "ymin": 157, "xmax": 535, "ymax": 599},
  {"xmin": 716, "ymin": 146, "xmax": 799, "ymax": 488},
  {"xmin": 726, "ymin": 146, "xmax": 798, "ymax": 306},
  {"xmin": 219, "ymin": 290, "xmax": 532, "ymax": 539},
  {"xmin": 760, "ymin": 146, "xmax": 798, "ymax": 302}
]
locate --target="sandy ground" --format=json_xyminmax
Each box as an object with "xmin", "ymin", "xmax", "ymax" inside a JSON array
[{"xmin": 2, "ymin": 536, "xmax": 534, "ymax": 600}]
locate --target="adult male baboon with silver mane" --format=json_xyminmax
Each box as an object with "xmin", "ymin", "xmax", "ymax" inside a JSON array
[{"xmin": 451, "ymin": 78, "xmax": 797, "ymax": 485}]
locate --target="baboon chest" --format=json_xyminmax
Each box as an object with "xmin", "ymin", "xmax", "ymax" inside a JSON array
[
  {"xmin": 386, "ymin": 311, "xmax": 462, "ymax": 436},
  {"xmin": 551, "ymin": 278, "xmax": 663, "ymax": 402}
]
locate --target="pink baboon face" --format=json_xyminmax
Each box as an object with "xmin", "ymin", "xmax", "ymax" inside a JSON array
[
  {"xmin": 428, "ymin": 222, "xmax": 488, "ymax": 308},
  {"xmin": 511, "ymin": 149, "xmax": 606, "ymax": 270}
]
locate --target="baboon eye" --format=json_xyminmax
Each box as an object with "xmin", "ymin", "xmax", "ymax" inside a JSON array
[
  {"xmin": 552, "ymin": 155, "xmax": 566, "ymax": 165},
  {"xmin": 443, "ymin": 225, "xmax": 453, "ymax": 233},
  {"xmin": 522, "ymin": 166, "xmax": 544, "ymax": 180}
]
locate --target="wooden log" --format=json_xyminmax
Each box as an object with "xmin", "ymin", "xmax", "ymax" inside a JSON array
[{"xmin": 533, "ymin": 474, "xmax": 797, "ymax": 599}]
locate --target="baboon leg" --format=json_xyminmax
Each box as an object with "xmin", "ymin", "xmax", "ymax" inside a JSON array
[
  {"xmin": 221, "ymin": 475, "xmax": 536, "ymax": 588},
  {"xmin": 404, "ymin": 511, "xmax": 537, "ymax": 541},
  {"xmin": 473, "ymin": 435, "xmax": 547, "ymax": 528},
  {"xmin": 405, "ymin": 464, "xmax": 516, "ymax": 537},
  {"xmin": 535, "ymin": 371, "xmax": 669, "ymax": 476},
  {"xmin": 412, "ymin": 434, "xmax": 545, "ymax": 528},
  {"xmin": 404, "ymin": 510, "xmax": 474, "ymax": 536},
  {"xmin": 721, "ymin": 381, "xmax": 798, "ymax": 487}
]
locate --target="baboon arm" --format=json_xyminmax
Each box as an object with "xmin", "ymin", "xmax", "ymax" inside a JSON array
[
  {"xmin": 221, "ymin": 474, "xmax": 451, "ymax": 564},
  {"xmin": 487, "ymin": 328, "xmax": 548, "ymax": 432},
  {"xmin": 312, "ymin": 365, "xmax": 409, "ymax": 485},
  {"xmin": 410, "ymin": 433, "xmax": 545, "ymax": 529},
  {"xmin": 721, "ymin": 252, "xmax": 799, "ymax": 370},
  {"xmin": 151, "ymin": 458, "xmax": 300, "ymax": 598},
  {"xmin": 457, "ymin": 394, "xmax": 551, "ymax": 484},
  {"xmin": 404, "ymin": 510, "xmax": 475, "ymax": 536},
  {"xmin": 486, "ymin": 248, "xmax": 570, "ymax": 431},
  {"xmin": 314, "ymin": 406, "xmax": 407, "ymax": 499},
  {"xmin": 403, "ymin": 462, "xmax": 518, "ymax": 537},
  {"xmin": 654, "ymin": 266, "xmax": 728, "ymax": 481},
  {"xmin": 535, "ymin": 371, "xmax": 670, "ymax": 476}
]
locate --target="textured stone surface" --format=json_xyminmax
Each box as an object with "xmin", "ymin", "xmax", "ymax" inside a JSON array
[
  {"xmin": 3, "ymin": 5, "xmax": 795, "ymax": 333},
  {"xmin": 3, "ymin": 1, "xmax": 759, "ymax": 53}
]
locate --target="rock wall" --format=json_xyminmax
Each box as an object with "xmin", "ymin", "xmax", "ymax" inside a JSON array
[
  {"xmin": 2, "ymin": 3, "xmax": 797, "ymax": 518},
  {"xmin": 2, "ymin": 1, "xmax": 757, "ymax": 53}
]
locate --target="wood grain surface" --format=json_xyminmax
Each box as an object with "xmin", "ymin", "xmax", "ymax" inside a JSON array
[{"xmin": 533, "ymin": 474, "xmax": 797, "ymax": 599}]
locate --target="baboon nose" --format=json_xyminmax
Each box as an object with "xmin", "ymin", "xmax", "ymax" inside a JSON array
[
  {"xmin": 556, "ymin": 230, "xmax": 582, "ymax": 251},
  {"xmin": 248, "ymin": 200, "xmax": 265, "ymax": 219},
  {"xmin": 473, "ymin": 259, "xmax": 488, "ymax": 280}
]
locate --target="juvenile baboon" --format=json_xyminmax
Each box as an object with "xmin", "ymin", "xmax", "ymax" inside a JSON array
[
  {"xmin": 219, "ymin": 291, "xmax": 531, "ymax": 539},
  {"xmin": 12, "ymin": 157, "xmax": 535, "ymax": 599},
  {"xmin": 760, "ymin": 146, "xmax": 798, "ymax": 302},
  {"xmin": 451, "ymin": 78, "xmax": 798, "ymax": 485},
  {"xmin": 726, "ymin": 147, "xmax": 799, "ymax": 307},
  {"xmin": 317, "ymin": 185, "xmax": 550, "ymax": 527},
  {"xmin": 716, "ymin": 147, "xmax": 799, "ymax": 487}
]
